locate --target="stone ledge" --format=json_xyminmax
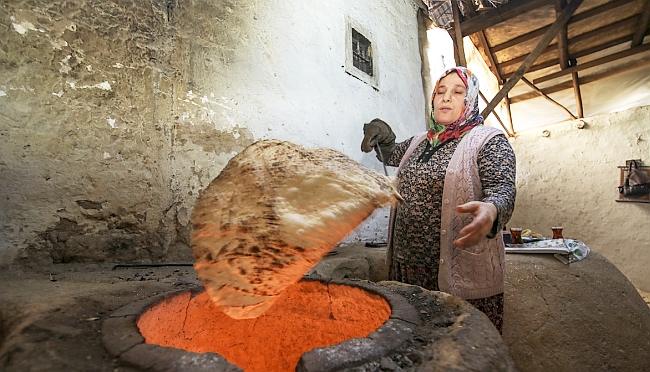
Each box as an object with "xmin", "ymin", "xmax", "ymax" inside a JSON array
[{"xmin": 120, "ymin": 343, "xmax": 242, "ymax": 372}]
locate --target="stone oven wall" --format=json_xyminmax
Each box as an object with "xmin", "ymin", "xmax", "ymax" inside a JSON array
[{"xmin": 0, "ymin": 0, "xmax": 429, "ymax": 266}]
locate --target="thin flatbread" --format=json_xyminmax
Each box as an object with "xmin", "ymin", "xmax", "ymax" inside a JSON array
[{"xmin": 190, "ymin": 140, "xmax": 401, "ymax": 319}]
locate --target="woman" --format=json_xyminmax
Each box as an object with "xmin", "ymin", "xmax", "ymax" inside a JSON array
[{"xmin": 360, "ymin": 66, "xmax": 516, "ymax": 333}]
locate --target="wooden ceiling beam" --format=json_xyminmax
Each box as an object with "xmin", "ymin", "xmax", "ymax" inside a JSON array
[
  {"xmin": 452, "ymin": 0, "xmax": 467, "ymax": 67},
  {"xmin": 555, "ymin": 0, "xmax": 569, "ymax": 69},
  {"xmin": 500, "ymin": 35, "xmax": 634, "ymax": 80},
  {"xmin": 459, "ymin": 0, "xmax": 553, "ymax": 37},
  {"xmin": 477, "ymin": 31, "xmax": 502, "ymax": 82},
  {"xmin": 632, "ymin": 0, "xmax": 650, "ymax": 46},
  {"xmin": 509, "ymin": 57, "xmax": 650, "ymax": 103},
  {"xmin": 497, "ymin": 15, "xmax": 638, "ymax": 70},
  {"xmin": 557, "ymin": 0, "xmax": 583, "ymax": 118},
  {"xmin": 480, "ymin": 0, "xmax": 584, "ymax": 119},
  {"xmin": 490, "ymin": 0, "xmax": 635, "ymax": 53},
  {"xmin": 533, "ymin": 42, "xmax": 650, "ymax": 84}
]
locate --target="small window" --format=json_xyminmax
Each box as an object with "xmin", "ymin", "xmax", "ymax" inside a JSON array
[
  {"xmin": 352, "ymin": 29, "xmax": 373, "ymax": 76},
  {"xmin": 345, "ymin": 16, "xmax": 378, "ymax": 89}
]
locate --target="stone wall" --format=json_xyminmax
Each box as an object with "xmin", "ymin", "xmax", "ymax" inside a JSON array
[
  {"xmin": 0, "ymin": 0, "xmax": 429, "ymax": 266},
  {"xmin": 508, "ymin": 105, "xmax": 650, "ymax": 292}
]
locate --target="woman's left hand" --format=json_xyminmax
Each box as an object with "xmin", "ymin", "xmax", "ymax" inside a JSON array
[{"xmin": 453, "ymin": 201, "xmax": 497, "ymax": 248}]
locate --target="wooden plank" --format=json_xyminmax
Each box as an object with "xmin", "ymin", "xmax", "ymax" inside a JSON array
[
  {"xmin": 569, "ymin": 0, "xmax": 637, "ymax": 23},
  {"xmin": 481, "ymin": 0, "xmax": 584, "ymax": 120},
  {"xmin": 632, "ymin": 0, "xmax": 650, "ymax": 46},
  {"xmin": 533, "ymin": 43, "xmax": 650, "ymax": 84},
  {"xmin": 491, "ymin": 26, "xmax": 549, "ymax": 54}
]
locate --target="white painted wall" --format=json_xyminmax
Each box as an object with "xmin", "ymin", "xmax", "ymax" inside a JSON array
[
  {"xmin": 183, "ymin": 0, "xmax": 427, "ymax": 151},
  {"xmin": 508, "ymin": 105, "xmax": 650, "ymax": 292},
  {"xmin": 177, "ymin": 0, "xmax": 430, "ymax": 244},
  {"xmin": 0, "ymin": 0, "xmax": 432, "ymax": 265}
]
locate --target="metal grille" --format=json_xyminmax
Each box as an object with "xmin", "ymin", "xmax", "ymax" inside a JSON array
[{"xmin": 352, "ymin": 28, "xmax": 373, "ymax": 76}]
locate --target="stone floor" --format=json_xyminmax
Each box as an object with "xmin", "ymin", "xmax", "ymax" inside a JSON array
[
  {"xmin": 0, "ymin": 263, "xmax": 201, "ymax": 372},
  {"xmin": 0, "ymin": 263, "xmax": 516, "ymax": 372},
  {"xmin": 1, "ymin": 249, "xmax": 649, "ymax": 372}
]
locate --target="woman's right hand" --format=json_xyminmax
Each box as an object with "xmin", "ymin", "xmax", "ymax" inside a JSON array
[
  {"xmin": 361, "ymin": 119, "xmax": 395, "ymax": 152},
  {"xmin": 361, "ymin": 119, "xmax": 396, "ymax": 162}
]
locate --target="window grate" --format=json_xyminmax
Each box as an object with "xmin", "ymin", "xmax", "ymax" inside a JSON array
[{"xmin": 352, "ymin": 28, "xmax": 373, "ymax": 76}]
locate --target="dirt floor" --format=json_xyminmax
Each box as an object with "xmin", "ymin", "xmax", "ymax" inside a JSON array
[
  {"xmin": 640, "ymin": 289, "xmax": 650, "ymax": 307},
  {"xmin": 0, "ymin": 263, "xmax": 201, "ymax": 372},
  {"xmin": 1, "ymin": 263, "xmax": 649, "ymax": 372}
]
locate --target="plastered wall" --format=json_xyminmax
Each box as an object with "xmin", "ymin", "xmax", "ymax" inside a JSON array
[
  {"xmin": 508, "ymin": 105, "xmax": 650, "ymax": 292},
  {"xmin": 0, "ymin": 0, "xmax": 428, "ymax": 266}
]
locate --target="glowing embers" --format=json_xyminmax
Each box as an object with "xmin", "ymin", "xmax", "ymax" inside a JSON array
[{"xmin": 137, "ymin": 280, "xmax": 390, "ymax": 372}]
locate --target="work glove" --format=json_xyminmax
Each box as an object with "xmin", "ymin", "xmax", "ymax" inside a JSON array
[{"xmin": 361, "ymin": 118, "xmax": 396, "ymax": 163}]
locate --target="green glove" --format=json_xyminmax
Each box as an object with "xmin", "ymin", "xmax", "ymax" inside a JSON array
[{"xmin": 361, "ymin": 118, "xmax": 396, "ymax": 163}]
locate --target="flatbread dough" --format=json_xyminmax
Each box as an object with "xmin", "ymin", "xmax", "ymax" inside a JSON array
[{"xmin": 190, "ymin": 140, "xmax": 401, "ymax": 319}]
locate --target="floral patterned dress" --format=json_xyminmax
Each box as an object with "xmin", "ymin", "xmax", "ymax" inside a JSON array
[{"xmin": 385, "ymin": 130, "xmax": 516, "ymax": 333}]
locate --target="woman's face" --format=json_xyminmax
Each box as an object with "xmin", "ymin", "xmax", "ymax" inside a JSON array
[{"xmin": 433, "ymin": 72, "xmax": 467, "ymax": 125}]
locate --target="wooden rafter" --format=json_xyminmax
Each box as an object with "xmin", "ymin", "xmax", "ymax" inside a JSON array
[
  {"xmin": 434, "ymin": 0, "xmax": 650, "ymax": 124},
  {"xmin": 632, "ymin": 0, "xmax": 650, "ymax": 47},
  {"xmin": 451, "ymin": 0, "xmax": 467, "ymax": 67},
  {"xmin": 490, "ymin": 0, "xmax": 636, "ymax": 54},
  {"xmin": 555, "ymin": 0, "xmax": 583, "ymax": 118},
  {"xmin": 509, "ymin": 57, "xmax": 650, "ymax": 103},
  {"xmin": 492, "ymin": 0, "xmax": 636, "ymax": 53},
  {"xmin": 480, "ymin": 0, "xmax": 584, "ymax": 120},
  {"xmin": 533, "ymin": 43, "xmax": 650, "ymax": 84},
  {"xmin": 479, "ymin": 91, "xmax": 513, "ymax": 136},
  {"xmin": 521, "ymin": 77, "xmax": 576, "ymax": 119},
  {"xmin": 501, "ymin": 35, "xmax": 636, "ymax": 80},
  {"xmin": 504, "ymin": 96, "xmax": 515, "ymax": 135},
  {"xmin": 497, "ymin": 15, "xmax": 638, "ymax": 71},
  {"xmin": 555, "ymin": 0, "xmax": 569, "ymax": 70},
  {"xmin": 455, "ymin": 2, "xmax": 503, "ymax": 81}
]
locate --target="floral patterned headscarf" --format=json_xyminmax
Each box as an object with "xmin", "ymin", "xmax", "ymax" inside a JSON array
[{"xmin": 427, "ymin": 66, "xmax": 484, "ymax": 148}]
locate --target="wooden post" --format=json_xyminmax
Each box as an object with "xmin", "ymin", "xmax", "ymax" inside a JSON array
[
  {"xmin": 480, "ymin": 0, "xmax": 584, "ymax": 119},
  {"xmin": 452, "ymin": 0, "xmax": 467, "ymax": 67}
]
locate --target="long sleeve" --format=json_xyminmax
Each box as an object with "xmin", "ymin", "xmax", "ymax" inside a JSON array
[
  {"xmin": 476, "ymin": 135, "xmax": 517, "ymax": 237},
  {"xmin": 385, "ymin": 137, "xmax": 414, "ymax": 168}
]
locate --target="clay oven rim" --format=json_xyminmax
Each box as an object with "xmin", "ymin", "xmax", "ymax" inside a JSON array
[{"xmin": 101, "ymin": 277, "xmax": 421, "ymax": 372}]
